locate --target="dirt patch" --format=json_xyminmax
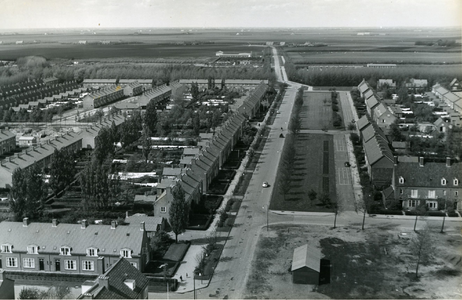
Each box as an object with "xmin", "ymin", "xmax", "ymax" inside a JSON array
[{"xmin": 243, "ymin": 224, "xmax": 462, "ymax": 299}]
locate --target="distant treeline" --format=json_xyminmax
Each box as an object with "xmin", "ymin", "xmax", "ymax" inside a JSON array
[
  {"xmin": 415, "ymin": 39, "xmax": 458, "ymax": 47},
  {"xmin": 0, "ymin": 54, "xmax": 275, "ymax": 88},
  {"xmin": 284, "ymin": 59, "xmax": 460, "ymax": 87}
]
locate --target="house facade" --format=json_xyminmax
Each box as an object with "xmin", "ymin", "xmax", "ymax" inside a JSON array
[
  {"xmin": 0, "ymin": 219, "xmax": 150, "ymax": 276},
  {"xmin": 0, "ymin": 129, "xmax": 15, "ymax": 156},
  {"xmin": 392, "ymin": 157, "xmax": 461, "ymax": 211}
]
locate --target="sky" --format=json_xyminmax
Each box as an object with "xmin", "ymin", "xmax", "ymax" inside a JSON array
[{"xmin": 0, "ymin": 0, "xmax": 461, "ymax": 29}]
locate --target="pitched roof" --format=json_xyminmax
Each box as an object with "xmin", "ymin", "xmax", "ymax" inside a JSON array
[
  {"xmin": 356, "ymin": 115, "xmax": 370, "ymax": 131},
  {"xmin": 0, "ymin": 129, "xmax": 15, "ymax": 142},
  {"xmin": 0, "ymin": 221, "xmax": 146, "ymax": 256},
  {"xmin": 358, "ymin": 80, "xmax": 369, "ymax": 93},
  {"xmin": 125, "ymin": 215, "xmax": 163, "ymax": 232},
  {"xmin": 395, "ymin": 161, "xmax": 461, "ymax": 188},
  {"xmin": 373, "ymin": 103, "xmax": 389, "ymax": 119},
  {"xmin": 366, "ymin": 95, "xmax": 379, "ymax": 110},
  {"xmin": 364, "ymin": 89, "xmax": 374, "ymax": 100},
  {"xmin": 361, "ymin": 124, "xmax": 376, "ymax": 143},
  {"xmin": 434, "ymin": 85, "xmax": 449, "ymax": 96},
  {"xmin": 291, "ymin": 244, "xmax": 322, "ymax": 272},
  {"xmin": 162, "ymin": 167, "xmax": 183, "ymax": 178},
  {"xmin": 363, "ymin": 134, "xmax": 393, "ymax": 166},
  {"xmin": 79, "ymin": 258, "xmax": 149, "ymax": 299}
]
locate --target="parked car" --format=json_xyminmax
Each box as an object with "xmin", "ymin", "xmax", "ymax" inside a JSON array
[{"xmin": 262, "ymin": 181, "xmax": 270, "ymax": 188}]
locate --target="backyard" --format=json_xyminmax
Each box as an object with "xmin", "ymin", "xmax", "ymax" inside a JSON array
[{"xmin": 244, "ymin": 223, "xmax": 462, "ymax": 299}]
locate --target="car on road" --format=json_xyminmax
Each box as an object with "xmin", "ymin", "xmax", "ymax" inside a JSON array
[
  {"xmin": 262, "ymin": 181, "xmax": 270, "ymax": 188},
  {"xmin": 344, "ymin": 162, "xmax": 351, "ymax": 167}
]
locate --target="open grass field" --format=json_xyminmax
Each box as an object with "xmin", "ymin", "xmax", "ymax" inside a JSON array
[
  {"xmin": 270, "ymin": 134, "xmax": 336, "ymax": 212},
  {"xmin": 244, "ymin": 223, "xmax": 462, "ymax": 299},
  {"xmin": 300, "ymin": 91, "xmax": 335, "ymax": 130}
]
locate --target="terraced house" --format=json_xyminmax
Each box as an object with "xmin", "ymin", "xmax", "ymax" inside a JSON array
[
  {"xmin": 0, "ymin": 129, "xmax": 15, "ymax": 156},
  {"xmin": 82, "ymin": 85, "xmax": 125, "ymax": 109},
  {"xmin": 0, "ymin": 218, "xmax": 150, "ymax": 276},
  {"xmin": 392, "ymin": 157, "xmax": 462, "ymax": 212}
]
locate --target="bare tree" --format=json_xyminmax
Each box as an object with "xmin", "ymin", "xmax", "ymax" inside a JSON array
[{"xmin": 410, "ymin": 226, "xmax": 434, "ymax": 278}]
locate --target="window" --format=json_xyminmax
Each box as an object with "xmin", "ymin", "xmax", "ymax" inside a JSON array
[
  {"xmin": 400, "ymin": 189, "xmax": 404, "ymax": 195},
  {"xmin": 64, "ymin": 260, "xmax": 76, "ymax": 270},
  {"xmin": 427, "ymin": 202, "xmax": 438, "ymax": 209},
  {"xmin": 27, "ymin": 245, "xmax": 38, "ymax": 254},
  {"xmin": 23, "ymin": 258, "xmax": 35, "ymax": 268},
  {"xmin": 409, "ymin": 200, "xmax": 419, "ymax": 207},
  {"xmin": 411, "ymin": 190, "xmax": 418, "ymax": 198},
  {"xmin": 1, "ymin": 244, "xmax": 12, "ymax": 253},
  {"xmin": 398, "ymin": 176, "xmax": 404, "ymax": 184},
  {"xmin": 456, "ymin": 191, "xmax": 459, "ymax": 196},
  {"xmin": 120, "ymin": 249, "xmax": 132, "ymax": 258},
  {"xmin": 428, "ymin": 190, "xmax": 436, "ymax": 199},
  {"xmin": 454, "ymin": 178, "xmax": 459, "ymax": 186},
  {"xmin": 160, "ymin": 207, "xmax": 167, "ymax": 213},
  {"xmin": 441, "ymin": 178, "xmax": 447, "ymax": 186},
  {"xmin": 60, "ymin": 247, "xmax": 70, "ymax": 256},
  {"xmin": 82, "ymin": 260, "xmax": 94, "ymax": 271},
  {"xmin": 444, "ymin": 190, "xmax": 447, "ymax": 196},
  {"xmin": 87, "ymin": 248, "xmax": 98, "ymax": 257},
  {"xmin": 6, "ymin": 257, "xmax": 17, "ymax": 267}
]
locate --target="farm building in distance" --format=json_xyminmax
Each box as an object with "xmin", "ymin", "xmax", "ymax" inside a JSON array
[
  {"xmin": 215, "ymin": 51, "xmax": 252, "ymax": 58},
  {"xmin": 366, "ymin": 64, "xmax": 397, "ymax": 68},
  {"xmin": 291, "ymin": 244, "xmax": 322, "ymax": 285}
]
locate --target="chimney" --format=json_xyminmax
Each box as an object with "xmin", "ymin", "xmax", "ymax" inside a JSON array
[
  {"xmin": 52, "ymin": 219, "xmax": 58, "ymax": 227},
  {"xmin": 419, "ymin": 157, "xmax": 424, "ymax": 167},
  {"xmin": 81, "ymin": 219, "xmax": 88, "ymax": 229},
  {"xmin": 97, "ymin": 257, "xmax": 105, "ymax": 274},
  {"xmin": 98, "ymin": 275, "xmax": 109, "ymax": 289},
  {"xmin": 446, "ymin": 157, "xmax": 451, "ymax": 167},
  {"xmin": 23, "ymin": 217, "xmax": 29, "ymax": 227},
  {"xmin": 126, "ymin": 211, "xmax": 129, "ymax": 218},
  {"xmin": 111, "ymin": 220, "xmax": 117, "ymax": 229},
  {"xmin": 140, "ymin": 221, "xmax": 145, "ymax": 232}
]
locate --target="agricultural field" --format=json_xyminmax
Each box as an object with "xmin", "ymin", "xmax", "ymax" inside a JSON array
[
  {"xmin": 300, "ymin": 91, "xmax": 336, "ymax": 130},
  {"xmin": 286, "ymin": 50, "xmax": 462, "ymax": 65},
  {"xmin": 270, "ymin": 134, "xmax": 336, "ymax": 212},
  {"xmin": 0, "ymin": 27, "xmax": 459, "ymax": 61},
  {"xmin": 244, "ymin": 223, "xmax": 462, "ymax": 299}
]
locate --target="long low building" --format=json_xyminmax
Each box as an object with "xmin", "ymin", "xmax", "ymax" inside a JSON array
[
  {"xmin": 82, "ymin": 85, "xmax": 125, "ymax": 109},
  {"xmin": 179, "ymin": 79, "xmax": 269, "ymax": 89}
]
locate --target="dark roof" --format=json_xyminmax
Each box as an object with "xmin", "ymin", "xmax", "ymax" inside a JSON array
[
  {"xmin": 395, "ymin": 161, "xmax": 461, "ymax": 188},
  {"xmin": 80, "ymin": 258, "xmax": 149, "ymax": 299},
  {"xmin": 366, "ymin": 95, "xmax": 379, "ymax": 110},
  {"xmin": 363, "ymin": 134, "xmax": 393, "ymax": 166}
]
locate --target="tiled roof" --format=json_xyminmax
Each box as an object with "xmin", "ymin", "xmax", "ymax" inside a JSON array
[
  {"xmin": 434, "ymin": 85, "xmax": 449, "ymax": 96},
  {"xmin": 373, "ymin": 103, "xmax": 389, "ymax": 119},
  {"xmin": 361, "ymin": 124, "xmax": 376, "ymax": 143},
  {"xmin": 0, "ymin": 221, "xmax": 146, "ymax": 256},
  {"xmin": 364, "ymin": 89, "xmax": 374, "ymax": 99},
  {"xmin": 356, "ymin": 115, "xmax": 370, "ymax": 131},
  {"xmin": 366, "ymin": 95, "xmax": 379, "ymax": 110},
  {"xmin": 445, "ymin": 92, "xmax": 461, "ymax": 103},
  {"xmin": 291, "ymin": 244, "xmax": 321, "ymax": 272},
  {"xmin": 125, "ymin": 215, "xmax": 163, "ymax": 232},
  {"xmin": 395, "ymin": 161, "xmax": 461, "ymax": 188},
  {"xmin": 0, "ymin": 129, "xmax": 15, "ymax": 142},
  {"xmin": 81, "ymin": 258, "xmax": 149, "ymax": 299},
  {"xmin": 364, "ymin": 134, "xmax": 393, "ymax": 166},
  {"xmin": 358, "ymin": 80, "xmax": 369, "ymax": 93}
]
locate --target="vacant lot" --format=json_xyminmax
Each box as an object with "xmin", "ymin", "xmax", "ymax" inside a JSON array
[
  {"xmin": 300, "ymin": 91, "xmax": 335, "ymax": 130},
  {"xmin": 270, "ymin": 134, "xmax": 336, "ymax": 212},
  {"xmin": 244, "ymin": 224, "xmax": 462, "ymax": 299}
]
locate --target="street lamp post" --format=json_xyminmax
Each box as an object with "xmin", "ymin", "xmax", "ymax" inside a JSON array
[{"xmin": 193, "ymin": 274, "xmax": 196, "ymax": 300}]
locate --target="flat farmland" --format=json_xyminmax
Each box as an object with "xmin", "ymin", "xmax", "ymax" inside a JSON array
[
  {"xmin": 286, "ymin": 50, "xmax": 462, "ymax": 65},
  {"xmin": 270, "ymin": 134, "xmax": 336, "ymax": 212},
  {"xmin": 0, "ymin": 43, "xmax": 264, "ymax": 60},
  {"xmin": 300, "ymin": 91, "xmax": 334, "ymax": 130}
]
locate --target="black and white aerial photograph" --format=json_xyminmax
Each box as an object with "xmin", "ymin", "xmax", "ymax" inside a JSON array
[{"xmin": 0, "ymin": 0, "xmax": 461, "ymax": 299}]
